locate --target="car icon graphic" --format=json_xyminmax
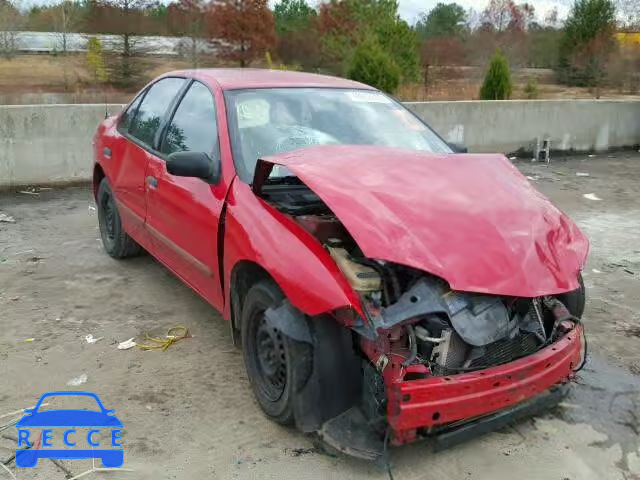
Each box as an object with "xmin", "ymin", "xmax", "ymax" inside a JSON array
[{"xmin": 15, "ymin": 391, "xmax": 123, "ymax": 468}]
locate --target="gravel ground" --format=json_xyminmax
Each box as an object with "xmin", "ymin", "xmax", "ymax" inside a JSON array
[{"xmin": 1, "ymin": 153, "xmax": 639, "ymax": 480}]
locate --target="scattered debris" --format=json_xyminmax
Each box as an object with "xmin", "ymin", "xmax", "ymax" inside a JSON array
[
  {"xmin": 17, "ymin": 186, "xmax": 49, "ymax": 195},
  {"xmin": 0, "ymin": 213, "xmax": 15, "ymax": 224},
  {"xmin": 592, "ymin": 269, "xmax": 602, "ymax": 274},
  {"xmin": 509, "ymin": 156, "xmax": 517, "ymax": 160},
  {"xmin": 576, "ymin": 172, "xmax": 590, "ymax": 177},
  {"xmin": 583, "ymin": 193, "xmax": 602, "ymax": 201},
  {"xmin": 588, "ymin": 154, "xmax": 596, "ymax": 158},
  {"xmin": 85, "ymin": 334, "xmax": 103, "ymax": 344},
  {"xmin": 67, "ymin": 373, "xmax": 88, "ymax": 386},
  {"xmin": 117, "ymin": 338, "xmax": 137, "ymax": 350},
  {"xmin": 9, "ymin": 297, "xmax": 19, "ymax": 302},
  {"xmin": 23, "ymin": 338, "xmax": 34, "ymax": 343},
  {"xmin": 284, "ymin": 447, "xmax": 318, "ymax": 457},
  {"xmin": 137, "ymin": 326, "xmax": 190, "ymax": 351},
  {"xmin": 624, "ymin": 268, "xmax": 635, "ymax": 275},
  {"xmin": 526, "ymin": 175, "xmax": 536, "ymax": 181},
  {"xmin": 88, "ymin": 206, "xmax": 96, "ymax": 212}
]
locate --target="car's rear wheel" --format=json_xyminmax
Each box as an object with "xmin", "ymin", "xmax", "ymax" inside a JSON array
[
  {"xmin": 241, "ymin": 280, "xmax": 312, "ymax": 425},
  {"xmin": 97, "ymin": 178, "xmax": 141, "ymax": 259}
]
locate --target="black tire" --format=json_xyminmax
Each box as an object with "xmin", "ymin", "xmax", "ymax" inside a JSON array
[
  {"xmin": 97, "ymin": 177, "xmax": 141, "ymax": 259},
  {"xmin": 241, "ymin": 280, "xmax": 312, "ymax": 425},
  {"xmin": 557, "ymin": 273, "xmax": 586, "ymax": 318}
]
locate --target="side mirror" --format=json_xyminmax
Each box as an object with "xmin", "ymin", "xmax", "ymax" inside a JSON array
[
  {"xmin": 166, "ymin": 151, "xmax": 220, "ymax": 182},
  {"xmin": 448, "ymin": 143, "xmax": 468, "ymax": 154}
]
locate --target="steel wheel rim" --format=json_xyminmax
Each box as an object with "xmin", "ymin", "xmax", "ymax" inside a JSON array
[{"xmin": 253, "ymin": 314, "xmax": 287, "ymax": 402}]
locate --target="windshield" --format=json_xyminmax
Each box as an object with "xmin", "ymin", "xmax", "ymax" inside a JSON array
[{"xmin": 224, "ymin": 88, "xmax": 452, "ymax": 182}]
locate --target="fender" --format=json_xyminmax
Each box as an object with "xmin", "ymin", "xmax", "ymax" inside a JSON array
[{"xmin": 222, "ymin": 180, "xmax": 362, "ymax": 320}]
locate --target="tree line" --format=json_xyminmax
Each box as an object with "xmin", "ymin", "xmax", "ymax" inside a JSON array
[{"xmin": 0, "ymin": 0, "xmax": 636, "ymax": 96}]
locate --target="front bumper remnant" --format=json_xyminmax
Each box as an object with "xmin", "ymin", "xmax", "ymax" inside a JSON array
[
  {"xmin": 431, "ymin": 384, "xmax": 568, "ymax": 451},
  {"xmin": 319, "ymin": 327, "xmax": 582, "ymax": 460},
  {"xmin": 389, "ymin": 326, "xmax": 583, "ymax": 444}
]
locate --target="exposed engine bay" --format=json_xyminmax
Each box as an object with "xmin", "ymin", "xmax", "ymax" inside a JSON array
[
  {"xmin": 260, "ymin": 177, "xmax": 584, "ymax": 453},
  {"xmin": 262, "ymin": 179, "xmax": 581, "ymax": 378}
]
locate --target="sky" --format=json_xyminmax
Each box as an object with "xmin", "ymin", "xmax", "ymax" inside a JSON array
[{"xmin": 397, "ymin": 0, "xmax": 572, "ymax": 24}]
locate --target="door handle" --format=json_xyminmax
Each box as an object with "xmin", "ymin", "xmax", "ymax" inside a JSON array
[{"xmin": 146, "ymin": 176, "xmax": 158, "ymax": 189}]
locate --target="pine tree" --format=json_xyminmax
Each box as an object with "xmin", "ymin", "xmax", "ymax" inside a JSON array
[
  {"xmin": 86, "ymin": 36, "xmax": 108, "ymax": 84},
  {"xmin": 480, "ymin": 51, "xmax": 513, "ymax": 100},
  {"xmin": 347, "ymin": 39, "xmax": 401, "ymax": 94}
]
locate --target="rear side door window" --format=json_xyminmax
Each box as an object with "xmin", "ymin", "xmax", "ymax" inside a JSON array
[
  {"xmin": 161, "ymin": 81, "xmax": 219, "ymax": 158},
  {"xmin": 128, "ymin": 77, "xmax": 186, "ymax": 148}
]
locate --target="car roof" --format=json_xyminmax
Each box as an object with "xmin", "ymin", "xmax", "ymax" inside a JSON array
[{"xmin": 164, "ymin": 68, "xmax": 376, "ymax": 91}]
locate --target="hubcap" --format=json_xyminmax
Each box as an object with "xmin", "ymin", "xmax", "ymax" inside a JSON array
[{"xmin": 254, "ymin": 316, "xmax": 287, "ymax": 401}]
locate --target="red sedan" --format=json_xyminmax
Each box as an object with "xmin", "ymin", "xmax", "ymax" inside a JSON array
[{"xmin": 93, "ymin": 69, "xmax": 588, "ymax": 459}]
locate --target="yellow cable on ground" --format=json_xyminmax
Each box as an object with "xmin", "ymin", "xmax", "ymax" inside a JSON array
[{"xmin": 137, "ymin": 326, "xmax": 190, "ymax": 351}]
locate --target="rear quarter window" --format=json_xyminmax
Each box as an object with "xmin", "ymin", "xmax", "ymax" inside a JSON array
[{"xmin": 118, "ymin": 93, "xmax": 143, "ymax": 132}]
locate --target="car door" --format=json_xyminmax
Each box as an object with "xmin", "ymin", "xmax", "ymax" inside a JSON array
[
  {"xmin": 144, "ymin": 80, "xmax": 226, "ymax": 309},
  {"xmin": 112, "ymin": 77, "xmax": 186, "ymax": 242}
]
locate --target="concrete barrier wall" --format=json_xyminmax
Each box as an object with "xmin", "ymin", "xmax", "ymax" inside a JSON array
[
  {"xmin": 407, "ymin": 100, "xmax": 640, "ymax": 155},
  {"xmin": 1, "ymin": 100, "xmax": 639, "ymax": 188},
  {"xmin": 0, "ymin": 104, "xmax": 123, "ymax": 188}
]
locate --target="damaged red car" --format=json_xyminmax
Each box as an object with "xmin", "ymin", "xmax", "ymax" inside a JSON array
[{"xmin": 93, "ymin": 69, "xmax": 589, "ymax": 459}]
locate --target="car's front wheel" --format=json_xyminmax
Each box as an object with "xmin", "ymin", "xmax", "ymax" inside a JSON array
[
  {"xmin": 241, "ymin": 280, "xmax": 312, "ymax": 425},
  {"xmin": 97, "ymin": 178, "xmax": 141, "ymax": 259}
]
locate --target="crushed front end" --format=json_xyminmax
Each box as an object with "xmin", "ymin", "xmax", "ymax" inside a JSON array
[
  {"xmin": 253, "ymin": 148, "xmax": 588, "ymax": 459},
  {"xmin": 325, "ymin": 258, "xmax": 585, "ymax": 455},
  {"xmin": 288, "ymin": 206, "xmax": 586, "ymax": 458}
]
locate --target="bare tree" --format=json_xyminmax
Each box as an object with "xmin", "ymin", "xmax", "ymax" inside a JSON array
[
  {"xmin": 618, "ymin": 0, "xmax": 640, "ymax": 28},
  {"xmin": 54, "ymin": 1, "xmax": 82, "ymax": 54},
  {"xmin": 88, "ymin": 0, "xmax": 152, "ymax": 87},
  {"xmin": 0, "ymin": 0, "xmax": 23, "ymax": 60},
  {"xmin": 544, "ymin": 6, "xmax": 561, "ymax": 28},
  {"xmin": 168, "ymin": 0, "xmax": 209, "ymax": 68}
]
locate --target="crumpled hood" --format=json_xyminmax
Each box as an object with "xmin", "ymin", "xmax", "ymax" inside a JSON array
[{"xmin": 255, "ymin": 145, "xmax": 589, "ymax": 297}]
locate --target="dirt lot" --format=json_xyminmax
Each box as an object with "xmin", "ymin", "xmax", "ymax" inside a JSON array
[{"xmin": 1, "ymin": 153, "xmax": 640, "ymax": 480}]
